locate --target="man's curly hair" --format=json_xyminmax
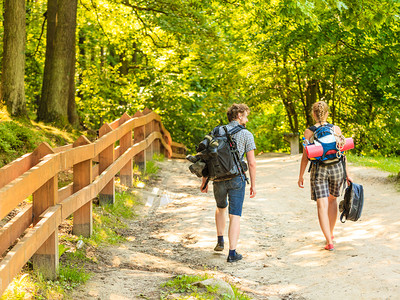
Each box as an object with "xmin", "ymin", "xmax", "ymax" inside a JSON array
[{"xmin": 227, "ymin": 103, "xmax": 250, "ymax": 122}]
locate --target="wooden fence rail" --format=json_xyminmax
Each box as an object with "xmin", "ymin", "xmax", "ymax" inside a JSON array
[{"xmin": 0, "ymin": 110, "xmax": 186, "ymax": 295}]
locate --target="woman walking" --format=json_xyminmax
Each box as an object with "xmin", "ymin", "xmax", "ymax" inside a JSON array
[{"xmin": 298, "ymin": 101, "xmax": 352, "ymax": 250}]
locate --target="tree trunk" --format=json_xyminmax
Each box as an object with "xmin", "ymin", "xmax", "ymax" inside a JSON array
[
  {"xmin": 304, "ymin": 79, "xmax": 318, "ymax": 126},
  {"xmin": 38, "ymin": 0, "xmax": 78, "ymax": 126},
  {"xmin": 1, "ymin": 0, "xmax": 27, "ymax": 117}
]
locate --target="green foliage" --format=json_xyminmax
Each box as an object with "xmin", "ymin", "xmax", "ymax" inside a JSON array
[
  {"xmin": 152, "ymin": 153, "xmax": 165, "ymax": 162},
  {"xmin": 0, "ymin": 253, "xmax": 91, "ymax": 300},
  {"xmin": 347, "ymin": 154, "xmax": 400, "ymax": 175},
  {"xmin": 3, "ymin": 0, "xmax": 400, "ymax": 158},
  {"xmin": 0, "ymin": 119, "xmax": 80, "ymax": 168},
  {"xmin": 0, "ymin": 122, "xmax": 37, "ymax": 158},
  {"xmin": 145, "ymin": 160, "xmax": 159, "ymax": 176},
  {"xmin": 58, "ymin": 265, "xmax": 91, "ymax": 290},
  {"xmin": 161, "ymin": 274, "xmax": 252, "ymax": 300},
  {"xmin": 89, "ymin": 191, "xmax": 140, "ymax": 246}
]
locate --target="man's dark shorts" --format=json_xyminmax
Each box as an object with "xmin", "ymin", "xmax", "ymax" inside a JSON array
[{"xmin": 213, "ymin": 176, "xmax": 246, "ymax": 216}]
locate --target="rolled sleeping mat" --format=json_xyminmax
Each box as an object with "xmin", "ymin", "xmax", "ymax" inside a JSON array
[{"xmin": 306, "ymin": 138, "xmax": 354, "ymax": 159}]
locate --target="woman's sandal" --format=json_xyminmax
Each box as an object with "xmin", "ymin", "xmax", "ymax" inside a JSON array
[{"xmin": 325, "ymin": 244, "xmax": 334, "ymax": 251}]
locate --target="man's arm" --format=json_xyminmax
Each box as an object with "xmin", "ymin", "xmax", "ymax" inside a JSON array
[
  {"xmin": 200, "ymin": 176, "xmax": 208, "ymax": 193},
  {"xmin": 246, "ymin": 150, "xmax": 256, "ymax": 198}
]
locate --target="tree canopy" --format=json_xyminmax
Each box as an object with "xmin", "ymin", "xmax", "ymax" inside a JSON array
[{"xmin": 1, "ymin": 0, "xmax": 399, "ymax": 156}]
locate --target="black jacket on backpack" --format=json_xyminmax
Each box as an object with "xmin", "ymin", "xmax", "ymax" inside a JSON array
[{"xmin": 187, "ymin": 124, "xmax": 249, "ymax": 183}]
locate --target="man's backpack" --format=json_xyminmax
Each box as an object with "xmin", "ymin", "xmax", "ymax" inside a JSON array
[
  {"xmin": 187, "ymin": 125, "xmax": 248, "ymax": 182},
  {"xmin": 309, "ymin": 124, "xmax": 342, "ymax": 165},
  {"xmin": 339, "ymin": 182, "xmax": 364, "ymax": 223}
]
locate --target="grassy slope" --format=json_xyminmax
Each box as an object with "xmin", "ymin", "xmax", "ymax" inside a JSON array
[
  {"xmin": 347, "ymin": 153, "xmax": 400, "ymax": 176},
  {"xmin": 0, "ymin": 107, "xmax": 89, "ymax": 168}
]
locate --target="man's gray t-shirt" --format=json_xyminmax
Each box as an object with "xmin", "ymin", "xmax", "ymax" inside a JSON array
[{"xmin": 215, "ymin": 120, "xmax": 256, "ymax": 159}]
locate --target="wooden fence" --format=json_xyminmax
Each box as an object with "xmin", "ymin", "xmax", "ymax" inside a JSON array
[{"xmin": 0, "ymin": 109, "xmax": 186, "ymax": 295}]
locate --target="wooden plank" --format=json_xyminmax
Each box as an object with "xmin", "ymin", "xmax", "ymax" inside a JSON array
[
  {"xmin": 160, "ymin": 122, "xmax": 172, "ymax": 145},
  {"xmin": 60, "ymin": 139, "xmax": 147, "ymax": 219},
  {"xmin": 98, "ymin": 123, "xmax": 115, "ymax": 205},
  {"xmin": 157, "ymin": 132, "xmax": 172, "ymax": 158},
  {"xmin": 109, "ymin": 117, "xmax": 121, "ymax": 129},
  {"xmin": 0, "ymin": 152, "xmax": 33, "ymax": 189},
  {"xmin": 72, "ymin": 136, "xmax": 93, "ymax": 237},
  {"xmin": 58, "ymin": 184, "xmax": 73, "ymax": 203},
  {"xmin": 56, "ymin": 143, "xmax": 95, "ymax": 171},
  {"xmin": 133, "ymin": 111, "xmax": 146, "ymax": 171},
  {"xmin": 153, "ymin": 119, "xmax": 161, "ymax": 155},
  {"xmin": 32, "ymin": 204, "xmax": 61, "ymax": 280},
  {"xmin": 119, "ymin": 113, "xmax": 133, "ymax": 187},
  {"xmin": 93, "ymin": 118, "xmax": 134, "ymax": 156},
  {"xmin": 0, "ymin": 205, "xmax": 61, "ymax": 295},
  {"xmin": 0, "ymin": 142, "xmax": 55, "ymax": 190},
  {"xmin": 32, "ymin": 144, "xmax": 57, "ymax": 226},
  {"xmin": 171, "ymin": 141, "xmax": 187, "ymax": 149},
  {"xmin": 93, "ymin": 163, "xmax": 99, "ymax": 178},
  {"xmin": 53, "ymin": 144, "xmax": 73, "ymax": 153},
  {"xmin": 0, "ymin": 205, "xmax": 32, "ymax": 256},
  {"xmin": 171, "ymin": 153, "xmax": 187, "ymax": 159},
  {"xmin": 143, "ymin": 108, "xmax": 154, "ymax": 161},
  {"xmin": 0, "ymin": 153, "xmax": 58, "ymax": 221},
  {"xmin": 31, "ymin": 143, "xmax": 59, "ymax": 279}
]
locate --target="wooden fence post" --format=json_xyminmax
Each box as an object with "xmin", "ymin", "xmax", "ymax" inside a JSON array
[
  {"xmin": 119, "ymin": 113, "xmax": 133, "ymax": 187},
  {"xmin": 153, "ymin": 119, "xmax": 161, "ymax": 155},
  {"xmin": 99, "ymin": 123, "xmax": 115, "ymax": 205},
  {"xmin": 143, "ymin": 108, "xmax": 154, "ymax": 160},
  {"xmin": 133, "ymin": 111, "xmax": 146, "ymax": 171},
  {"xmin": 32, "ymin": 142, "xmax": 59, "ymax": 279},
  {"xmin": 72, "ymin": 136, "xmax": 93, "ymax": 237}
]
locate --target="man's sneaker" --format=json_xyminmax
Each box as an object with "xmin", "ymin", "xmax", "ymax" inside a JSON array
[
  {"xmin": 227, "ymin": 252, "xmax": 242, "ymax": 262},
  {"xmin": 214, "ymin": 241, "xmax": 224, "ymax": 251}
]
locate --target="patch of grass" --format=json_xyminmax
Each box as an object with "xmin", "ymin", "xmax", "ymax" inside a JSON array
[
  {"xmin": 145, "ymin": 160, "xmax": 159, "ymax": 175},
  {"xmin": 160, "ymin": 274, "xmax": 252, "ymax": 300},
  {"xmin": 0, "ymin": 118, "xmax": 80, "ymax": 168},
  {"xmin": 1, "ymin": 190, "xmax": 142, "ymax": 299},
  {"xmin": 347, "ymin": 154, "xmax": 400, "ymax": 175},
  {"xmin": 58, "ymin": 265, "xmax": 91, "ymax": 291},
  {"xmin": 152, "ymin": 152, "xmax": 165, "ymax": 162},
  {"xmin": 1, "ymin": 258, "xmax": 91, "ymax": 300},
  {"xmin": 88, "ymin": 191, "xmax": 140, "ymax": 246}
]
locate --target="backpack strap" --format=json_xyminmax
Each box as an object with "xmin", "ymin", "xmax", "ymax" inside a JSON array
[
  {"xmin": 213, "ymin": 125, "xmax": 245, "ymax": 137},
  {"xmin": 222, "ymin": 125, "xmax": 249, "ymax": 183},
  {"xmin": 340, "ymin": 155, "xmax": 348, "ymax": 195},
  {"xmin": 308, "ymin": 125, "xmax": 318, "ymax": 132},
  {"xmin": 228, "ymin": 125, "xmax": 245, "ymax": 135},
  {"xmin": 309, "ymin": 123, "xmax": 333, "ymax": 132}
]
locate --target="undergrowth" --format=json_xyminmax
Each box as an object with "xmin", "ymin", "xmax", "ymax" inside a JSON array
[
  {"xmin": 1, "ymin": 189, "xmax": 143, "ymax": 300},
  {"xmin": 161, "ymin": 274, "xmax": 252, "ymax": 300},
  {"xmin": 347, "ymin": 154, "xmax": 400, "ymax": 176},
  {"xmin": 0, "ymin": 118, "xmax": 81, "ymax": 168}
]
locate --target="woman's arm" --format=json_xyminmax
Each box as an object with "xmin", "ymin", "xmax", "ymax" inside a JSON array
[{"xmin": 298, "ymin": 129, "xmax": 313, "ymax": 188}]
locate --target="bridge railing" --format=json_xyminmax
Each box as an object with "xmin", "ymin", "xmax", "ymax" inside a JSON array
[{"xmin": 0, "ymin": 109, "xmax": 186, "ymax": 295}]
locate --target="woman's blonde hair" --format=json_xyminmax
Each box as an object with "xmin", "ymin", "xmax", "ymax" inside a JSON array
[{"xmin": 311, "ymin": 101, "xmax": 329, "ymax": 123}]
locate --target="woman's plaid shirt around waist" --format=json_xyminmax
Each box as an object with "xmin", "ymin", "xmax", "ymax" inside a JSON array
[{"xmin": 216, "ymin": 121, "xmax": 256, "ymax": 159}]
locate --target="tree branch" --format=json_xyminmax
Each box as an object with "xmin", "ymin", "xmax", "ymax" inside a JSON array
[{"xmin": 121, "ymin": 0, "xmax": 168, "ymax": 15}]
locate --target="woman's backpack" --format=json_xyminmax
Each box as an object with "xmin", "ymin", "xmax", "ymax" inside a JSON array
[
  {"xmin": 339, "ymin": 182, "xmax": 364, "ymax": 223},
  {"xmin": 309, "ymin": 124, "xmax": 341, "ymax": 165}
]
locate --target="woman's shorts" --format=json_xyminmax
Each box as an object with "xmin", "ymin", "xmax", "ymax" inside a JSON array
[
  {"xmin": 310, "ymin": 162, "xmax": 345, "ymax": 201},
  {"xmin": 213, "ymin": 176, "xmax": 246, "ymax": 216}
]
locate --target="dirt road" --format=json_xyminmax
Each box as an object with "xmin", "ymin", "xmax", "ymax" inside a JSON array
[{"xmin": 72, "ymin": 154, "xmax": 400, "ymax": 299}]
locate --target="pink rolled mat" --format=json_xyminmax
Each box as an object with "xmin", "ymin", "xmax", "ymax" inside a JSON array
[{"xmin": 306, "ymin": 138, "xmax": 354, "ymax": 158}]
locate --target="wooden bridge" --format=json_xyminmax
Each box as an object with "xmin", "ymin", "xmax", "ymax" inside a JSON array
[{"xmin": 0, "ymin": 109, "xmax": 186, "ymax": 295}]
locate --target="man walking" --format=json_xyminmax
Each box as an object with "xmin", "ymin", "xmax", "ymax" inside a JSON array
[{"xmin": 201, "ymin": 103, "xmax": 256, "ymax": 262}]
